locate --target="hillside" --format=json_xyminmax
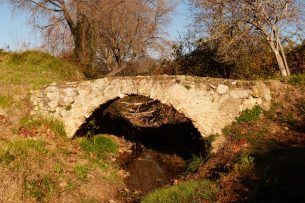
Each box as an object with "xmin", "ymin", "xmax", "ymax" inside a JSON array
[
  {"xmin": 0, "ymin": 50, "xmax": 84, "ymax": 88},
  {"xmin": 0, "ymin": 51, "xmax": 304, "ymax": 202}
]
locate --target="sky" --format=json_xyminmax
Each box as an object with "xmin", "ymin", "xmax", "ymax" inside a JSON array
[{"xmin": 0, "ymin": 1, "xmax": 190, "ymax": 51}]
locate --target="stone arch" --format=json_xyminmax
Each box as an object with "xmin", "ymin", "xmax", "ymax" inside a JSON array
[
  {"xmin": 30, "ymin": 76, "xmax": 271, "ymax": 141},
  {"xmin": 74, "ymin": 94, "xmax": 206, "ymax": 158}
]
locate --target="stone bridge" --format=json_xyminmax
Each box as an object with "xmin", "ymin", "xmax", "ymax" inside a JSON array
[{"xmin": 30, "ymin": 76, "xmax": 271, "ymax": 139}]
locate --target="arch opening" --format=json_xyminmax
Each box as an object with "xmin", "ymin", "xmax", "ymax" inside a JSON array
[
  {"xmin": 75, "ymin": 95, "xmax": 209, "ymax": 197},
  {"xmin": 75, "ymin": 95, "xmax": 207, "ymax": 159}
]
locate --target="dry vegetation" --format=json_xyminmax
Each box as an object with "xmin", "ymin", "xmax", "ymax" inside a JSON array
[
  {"xmin": 0, "ymin": 51, "xmax": 124, "ymax": 202},
  {"xmin": 0, "ymin": 0, "xmax": 304, "ymax": 202},
  {"xmin": 0, "ymin": 49, "xmax": 304, "ymax": 202}
]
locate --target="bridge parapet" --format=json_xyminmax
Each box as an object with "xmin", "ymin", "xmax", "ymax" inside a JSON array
[{"xmin": 30, "ymin": 76, "xmax": 271, "ymax": 139}]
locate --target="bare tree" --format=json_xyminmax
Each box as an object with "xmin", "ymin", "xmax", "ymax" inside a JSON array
[
  {"xmin": 9, "ymin": 0, "xmax": 175, "ymax": 75},
  {"xmin": 190, "ymin": 0, "xmax": 305, "ymax": 76},
  {"xmin": 93, "ymin": 0, "xmax": 175, "ymax": 75},
  {"xmin": 9, "ymin": 0, "xmax": 98, "ymax": 67}
]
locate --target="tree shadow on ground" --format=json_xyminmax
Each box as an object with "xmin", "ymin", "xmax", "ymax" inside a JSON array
[{"xmin": 240, "ymin": 141, "xmax": 305, "ymax": 203}]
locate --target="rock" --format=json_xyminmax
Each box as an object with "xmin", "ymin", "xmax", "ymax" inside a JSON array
[
  {"xmin": 216, "ymin": 84, "xmax": 229, "ymax": 95},
  {"xmin": 211, "ymin": 134, "xmax": 227, "ymax": 153},
  {"xmin": 252, "ymin": 82, "xmax": 271, "ymax": 101},
  {"xmin": 230, "ymin": 89, "xmax": 250, "ymax": 99},
  {"xmin": 242, "ymin": 97, "xmax": 257, "ymax": 110}
]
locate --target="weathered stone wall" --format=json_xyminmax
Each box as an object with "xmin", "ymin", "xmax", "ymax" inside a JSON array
[{"xmin": 30, "ymin": 76, "xmax": 271, "ymax": 138}]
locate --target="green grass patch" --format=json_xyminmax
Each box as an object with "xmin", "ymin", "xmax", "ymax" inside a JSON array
[
  {"xmin": 236, "ymin": 106, "xmax": 262, "ymax": 123},
  {"xmin": 23, "ymin": 175, "xmax": 56, "ymax": 202},
  {"xmin": 0, "ymin": 139, "xmax": 47, "ymax": 165},
  {"xmin": 186, "ymin": 155, "xmax": 205, "ymax": 173},
  {"xmin": 75, "ymin": 164, "xmax": 89, "ymax": 181},
  {"xmin": 54, "ymin": 164, "xmax": 64, "ymax": 174},
  {"xmin": 0, "ymin": 95, "xmax": 12, "ymax": 108},
  {"xmin": 142, "ymin": 179, "xmax": 216, "ymax": 203},
  {"xmin": 0, "ymin": 50, "xmax": 84, "ymax": 88},
  {"xmin": 79, "ymin": 135, "xmax": 118, "ymax": 158},
  {"xmin": 234, "ymin": 151, "xmax": 255, "ymax": 173},
  {"xmin": 19, "ymin": 116, "xmax": 66, "ymax": 138},
  {"xmin": 80, "ymin": 197, "xmax": 99, "ymax": 203}
]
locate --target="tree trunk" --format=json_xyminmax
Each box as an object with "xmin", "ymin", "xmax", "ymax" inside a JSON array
[
  {"xmin": 73, "ymin": 14, "xmax": 95, "ymax": 69},
  {"xmin": 278, "ymin": 40, "xmax": 291, "ymax": 76},
  {"xmin": 269, "ymin": 41, "xmax": 290, "ymax": 77}
]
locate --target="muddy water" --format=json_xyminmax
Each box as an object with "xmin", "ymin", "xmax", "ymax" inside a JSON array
[{"xmin": 120, "ymin": 148, "xmax": 186, "ymax": 200}]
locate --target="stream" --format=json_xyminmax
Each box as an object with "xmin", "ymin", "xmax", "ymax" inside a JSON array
[{"xmin": 117, "ymin": 142, "xmax": 187, "ymax": 202}]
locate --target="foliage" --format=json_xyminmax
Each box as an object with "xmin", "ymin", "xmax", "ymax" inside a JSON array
[
  {"xmin": 236, "ymin": 106, "xmax": 262, "ymax": 123},
  {"xmin": 141, "ymin": 179, "xmax": 216, "ymax": 203},
  {"xmin": 189, "ymin": 0, "xmax": 305, "ymax": 77},
  {"xmin": 79, "ymin": 135, "xmax": 118, "ymax": 158},
  {"xmin": 164, "ymin": 37, "xmax": 280, "ymax": 79},
  {"xmin": 286, "ymin": 41, "xmax": 305, "ymax": 74},
  {"xmin": 165, "ymin": 39, "xmax": 233, "ymax": 78},
  {"xmin": 0, "ymin": 51, "xmax": 84, "ymax": 88}
]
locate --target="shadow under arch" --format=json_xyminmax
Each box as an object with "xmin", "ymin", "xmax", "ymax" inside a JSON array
[{"xmin": 75, "ymin": 95, "xmax": 207, "ymax": 159}]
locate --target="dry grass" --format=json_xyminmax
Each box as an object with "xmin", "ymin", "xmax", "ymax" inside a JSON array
[
  {"xmin": 0, "ymin": 51, "xmax": 124, "ymax": 202},
  {"xmin": 198, "ymin": 81, "xmax": 305, "ymax": 203},
  {"xmin": 0, "ymin": 130, "xmax": 121, "ymax": 202}
]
